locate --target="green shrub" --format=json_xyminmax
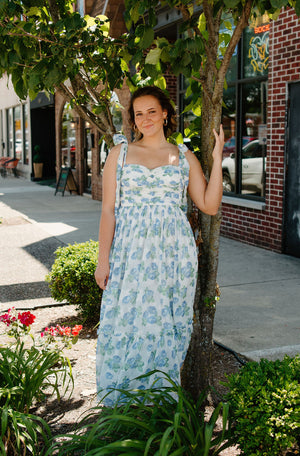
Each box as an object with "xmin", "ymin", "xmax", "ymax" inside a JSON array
[
  {"xmin": 224, "ymin": 355, "xmax": 300, "ymax": 455},
  {"xmin": 47, "ymin": 370, "xmax": 232, "ymax": 455},
  {"xmin": 46, "ymin": 240, "xmax": 102, "ymax": 320}
]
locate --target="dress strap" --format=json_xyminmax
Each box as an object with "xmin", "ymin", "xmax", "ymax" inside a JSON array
[
  {"xmin": 114, "ymin": 135, "xmax": 128, "ymax": 214},
  {"xmin": 178, "ymin": 143, "xmax": 190, "ymax": 213}
]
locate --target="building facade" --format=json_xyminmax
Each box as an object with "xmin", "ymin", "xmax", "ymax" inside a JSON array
[
  {"xmin": 220, "ymin": 9, "xmax": 300, "ymax": 257},
  {"xmin": 1, "ymin": 2, "xmax": 299, "ymax": 258}
]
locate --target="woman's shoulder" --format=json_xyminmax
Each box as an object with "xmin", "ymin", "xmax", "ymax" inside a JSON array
[
  {"xmin": 103, "ymin": 144, "xmax": 124, "ymax": 173},
  {"xmin": 109, "ymin": 143, "xmax": 123, "ymax": 155}
]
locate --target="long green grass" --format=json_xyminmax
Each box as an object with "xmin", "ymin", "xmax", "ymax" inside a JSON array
[
  {"xmin": 0, "ymin": 341, "xmax": 73, "ymax": 413},
  {"xmin": 48, "ymin": 370, "xmax": 232, "ymax": 455},
  {"xmin": 0, "ymin": 407, "xmax": 52, "ymax": 455}
]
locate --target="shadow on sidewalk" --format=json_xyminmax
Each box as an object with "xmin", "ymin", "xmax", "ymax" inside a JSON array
[
  {"xmin": 23, "ymin": 237, "xmax": 65, "ymax": 271},
  {"xmin": 0, "ymin": 281, "xmax": 52, "ymax": 303}
]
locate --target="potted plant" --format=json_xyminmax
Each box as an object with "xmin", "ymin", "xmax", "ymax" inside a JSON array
[{"xmin": 33, "ymin": 145, "xmax": 43, "ymax": 179}]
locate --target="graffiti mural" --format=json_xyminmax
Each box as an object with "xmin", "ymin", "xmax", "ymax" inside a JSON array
[{"xmin": 248, "ymin": 31, "xmax": 269, "ymax": 73}]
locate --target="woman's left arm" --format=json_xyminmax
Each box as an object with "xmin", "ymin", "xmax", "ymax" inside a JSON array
[{"xmin": 186, "ymin": 125, "xmax": 224, "ymax": 215}]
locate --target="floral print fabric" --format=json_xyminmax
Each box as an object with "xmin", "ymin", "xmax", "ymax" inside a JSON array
[{"xmin": 96, "ymin": 141, "xmax": 197, "ymax": 406}]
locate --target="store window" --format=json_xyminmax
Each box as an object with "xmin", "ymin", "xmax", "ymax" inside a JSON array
[
  {"xmin": 23, "ymin": 104, "xmax": 30, "ymax": 165},
  {"xmin": 7, "ymin": 108, "xmax": 13, "ymax": 157},
  {"xmin": 222, "ymin": 14, "xmax": 269, "ymax": 199},
  {"xmin": 61, "ymin": 105, "xmax": 76, "ymax": 169},
  {"xmin": 14, "ymin": 106, "xmax": 22, "ymax": 162},
  {"xmin": 0, "ymin": 111, "xmax": 3, "ymax": 156}
]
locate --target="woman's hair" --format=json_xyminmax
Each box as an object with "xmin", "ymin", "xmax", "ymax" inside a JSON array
[{"xmin": 128, "ymin": 85, "xmax": 177, "ymax": 139}]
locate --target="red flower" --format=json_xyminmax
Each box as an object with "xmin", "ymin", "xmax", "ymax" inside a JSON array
[
  {"xmin": 18, "ymin": 311, "xmax": 36, "ymax": 327},
  {"xmin": 56, "ymin": 325, "xmax": 71, "ymax": 336},
  {"xmin": 0, "ymin": 313, "xmax": 12, "ymax": 326},
  {"xmin": 72, "ymin": 325, "xmax": 83, "ymax": 336},
  {"xmin": 64, "ymin": 326, "xmax": 71, "ymax": 336}
]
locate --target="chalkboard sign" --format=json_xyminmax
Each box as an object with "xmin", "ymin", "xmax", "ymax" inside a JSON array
[{"xmin": 55, "ymin": 167, "xmax": 78, "ymax": 196}]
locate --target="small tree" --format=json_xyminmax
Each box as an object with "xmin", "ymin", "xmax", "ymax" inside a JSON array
[
  {"xmin": 0, "ymin": 0, "xmax": 135, "ymax": 146},
  {"xmin": 124, "ymin": 0, "xmax": 300, "ymax": 400}
]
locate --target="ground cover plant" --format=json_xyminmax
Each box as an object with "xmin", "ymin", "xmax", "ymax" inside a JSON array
[
  {"xmin": 225, "ymin": 355, "xmax": 300, "ymax": 455},
  {"xmin": 46, "ymin": 240, "xmax": 102, "ymax": 321},
  {"xmin": 46, "ymin": 370, "xmax": 232, "ymax": 455},
  {"xmin": 0, "ymin": 308, "xmax": 82, "ymax": 455}
]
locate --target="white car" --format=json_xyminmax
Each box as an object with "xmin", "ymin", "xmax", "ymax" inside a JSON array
[{"xmin": 222, "ymin": 140, "xmax": 265, "ymax": 194}]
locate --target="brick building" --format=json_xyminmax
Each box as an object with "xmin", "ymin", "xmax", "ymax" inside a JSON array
[
  {"xmin": 1, "ymin": 2, "xmax": 299, "ymax": 257},
  {"xmin": 220, "ymin": 9, "xmax": 300, "ymax": 257}
]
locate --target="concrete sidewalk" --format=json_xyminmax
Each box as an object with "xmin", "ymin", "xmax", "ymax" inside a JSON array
[{"xmin": 1, "ymin": 176, "xmax": 299, "ymax": 361}]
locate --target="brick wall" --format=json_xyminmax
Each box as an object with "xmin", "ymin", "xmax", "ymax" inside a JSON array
[{"xmin": 220, "ymin": 8, "xmax": 300, "ymax": 252}]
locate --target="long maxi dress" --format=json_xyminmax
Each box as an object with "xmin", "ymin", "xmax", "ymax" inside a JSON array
[{"xmin": 96, "ymin": 139, "xmax": 198, "ymax": 406}]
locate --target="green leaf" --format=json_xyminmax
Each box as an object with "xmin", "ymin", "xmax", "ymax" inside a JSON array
[
  {"xmin": 145, "ymin": 47, "xmax": 162, "ymax": 65},
  {"xmin": 173, "ymin": 132, "xmax": 184, "ymax": 144},
  {"xmin": 191, "ymin": 53, "xmax": 202, "ymax": 71},
  {"xmin": 154, "ymin": 76, "xmax": 166, "ymax": 90},
  {"xmin": 131, "ymin": 2, "xmax": 141, "ymax": 24},
  {"xmin": 140, "ymin": 26, "xmax": 154, "ymax": 49},
  {"xmin": 198, "ymin": 13, "xmax": 206, "ymax": 33},
  {"xmin": 270, "ymin": 0, "xmax": 288, "ymax": 7},
  {"xmin": 192, "ymin": 103, "xmax": 202, "ymax": 117},
  {"xmin": 160, "ymin": 47, "xmax": 171, "ymax": 63},
  {"xmin": 44, "ymin": 67, "xmax": 64, "ymax": 87},
  {"xmin": 27, "ymin": 6, "xmax": 41, "ymax": 16},
  {"xmin": 224, "ymin": 0, "xmax": 240, "ymax": 8}
]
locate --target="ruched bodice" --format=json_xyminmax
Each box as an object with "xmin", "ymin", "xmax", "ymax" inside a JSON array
[{"xmin": 120, "ymin": 164, "xmax": 184, "ymax": 207}]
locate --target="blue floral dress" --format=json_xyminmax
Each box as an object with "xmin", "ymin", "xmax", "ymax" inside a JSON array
[{"xmin": 96, "ymin": 140, "xmax": 197, "ymax": 406}]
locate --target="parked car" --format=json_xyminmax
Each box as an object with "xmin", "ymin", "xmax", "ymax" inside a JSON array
[
  {"xmin": 222, "ymin": 139, "xmax": 265, "ymax": 194},
  {"xmin": 223, "ymin": 136, "xmax": 256, "ymax": 157}
]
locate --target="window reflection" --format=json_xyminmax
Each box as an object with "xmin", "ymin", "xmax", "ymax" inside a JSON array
[
  {"xmin": 243, "ymin": 17, "xmax": 269, "ymax": 78},
  {"xmin": 61, "ymin": 105, "xmax": 76, "ymax": 169},
  {"xmin": 14, "ymin": 106, "xmax": 22, "ymax": 162},
  {"xmin": 23, "ymin": 104, "xmax": 29, "ymax": 165},
  {"xmin": 7, "ymin": 108, "xmax": 13, "ymax": 157},
  {"xmin": 222, "ymin": 14, "xmax": 268, "ymax": 200}
]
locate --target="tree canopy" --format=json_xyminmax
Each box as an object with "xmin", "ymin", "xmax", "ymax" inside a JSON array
[{"xmin": 0, "ymin": 0, "xmax": 135, "ymax": 145}]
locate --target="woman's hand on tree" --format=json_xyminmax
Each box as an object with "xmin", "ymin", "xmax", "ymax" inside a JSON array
[{"xmin": 212, "ymin": 124, "xmax": 225, "ymax": 162}]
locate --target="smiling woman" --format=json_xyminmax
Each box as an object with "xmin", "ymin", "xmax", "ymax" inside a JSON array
[{"xmin": 94, "ymin": 85, "xmax": 224, "ymax": 406}]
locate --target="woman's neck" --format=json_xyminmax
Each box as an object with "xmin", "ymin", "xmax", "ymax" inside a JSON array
[{"xmin": 138, "ymin": 132, "xmax": 168, "ymax": 149}]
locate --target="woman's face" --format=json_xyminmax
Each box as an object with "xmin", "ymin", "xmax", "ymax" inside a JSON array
[{"xmin": 133, "ymin": 95, "xmax": 167, "ymax": 137}]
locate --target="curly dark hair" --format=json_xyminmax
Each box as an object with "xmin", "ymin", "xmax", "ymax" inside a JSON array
[{"xmin": 128, "ymin": 85, "xmax": 177, "ymax": 139}]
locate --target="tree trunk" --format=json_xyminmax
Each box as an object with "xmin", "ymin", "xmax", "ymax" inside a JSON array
[{"xmin": 181, "ymin": 65, "xmax": 224, "ymax": 401}]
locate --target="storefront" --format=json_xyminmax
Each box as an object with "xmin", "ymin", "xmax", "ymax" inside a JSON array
[
  {"xmin": 220, "ymin": 9, "xmax": 300, "ymax": 257},
  {"xmin": 0, "ymin": 76, "xmax": 55, "ymax": 180},
  {"xmin": 53, "ymin": 3, "xmax": 300, "ymax": 257}
]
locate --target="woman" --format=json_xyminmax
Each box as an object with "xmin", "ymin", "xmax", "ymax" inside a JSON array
[{"xmin": 95, "ymin": 85, "xmax": 224, "ymax": 406}]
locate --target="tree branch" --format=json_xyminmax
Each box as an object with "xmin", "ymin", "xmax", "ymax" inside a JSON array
[
  {"xmin": 202, "ymin": 0, "xmax": 216, "ymax": 45},
  {"xmin": 217, "ymin": 0, "xmax": 254, "ymax": 95},
  {"xmin": 191, "ymin": 74, "xmax": 213, "ymax": 106},
  {"xmin": 212, "ymin": 0, "xmax": 254, "ymax": 107},
  {"xmin": 56, "ymin": 82, "xmax": 111, "ymax": 138}
]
